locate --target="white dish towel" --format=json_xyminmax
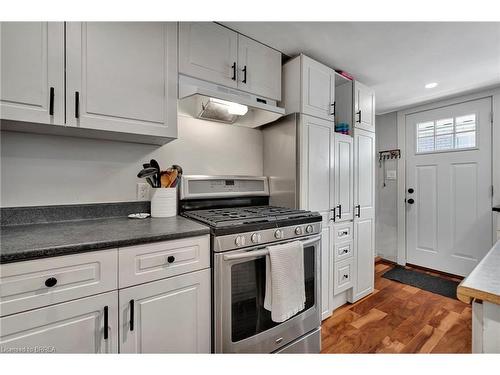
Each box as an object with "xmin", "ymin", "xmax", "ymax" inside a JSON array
[{"xmin": 264, "ymin": 241, "xmax": 306, "ymax": 323}]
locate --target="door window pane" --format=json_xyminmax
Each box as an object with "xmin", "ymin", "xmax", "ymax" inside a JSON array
[{"xmin": 416, "ymin": 113, "xmax": 477, "ymax": 153}]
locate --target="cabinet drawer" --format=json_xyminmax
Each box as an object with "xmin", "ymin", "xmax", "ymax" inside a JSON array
[
  {"xmin": 334, "ymin": 258, "xmax": 354, "ymax": 295},
  {"xmin": 333, "ymin": 222, "xmax": 353, "ymax": 243},
  {"xmin": 119, "ymin": 235, "xmax": 210, "ymax": 288},
  {"xmin": 0, "ymin": 249, "xmax": 118, "ymax": 317},
  {"xmin": 334, "ymin": 241, "xmax": 354, "ymax": 262}
]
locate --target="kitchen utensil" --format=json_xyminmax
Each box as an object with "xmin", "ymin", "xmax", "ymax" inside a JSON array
[
  {"xmin": 172, "ymin": 164, "xmax": 183, "ymax": 175},
  {"xmin": 128, "ymin": 213, "xmax": 151, "ymax": 219},
  {"xmin": 137, "ymin": 167, "xmax": 158, "ymax": 179},
  {"xmin": 161, "ymin": 169, "xmax": 178, "ymax": 188},
  {"xmin": 145, "ymin": 177, "xmax": 155, "ymax": 187},
  {"xmin": 150, "ymin": 159, "xmax": 161, "ymax": 188}
]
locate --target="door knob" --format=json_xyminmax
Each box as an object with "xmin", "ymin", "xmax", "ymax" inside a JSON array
[{"xmin": 407, "ymin": 198, "xmax": 415, "ymax": 204}]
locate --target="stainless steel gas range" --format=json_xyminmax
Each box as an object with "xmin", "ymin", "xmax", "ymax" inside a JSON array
[{"xmin": 179, "ymin": 175, "xmax": 322, "ymax": 353}]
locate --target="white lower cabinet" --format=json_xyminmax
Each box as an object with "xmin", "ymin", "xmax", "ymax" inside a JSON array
[
  {"xmin": 119, "ymin": 269, "xmax": 211, "ymax": 353},
  {"xmin": 320, "ymin": 220, "xmax": 333, "ymax": 320},
  {"xmin": 0, "ymin": 291, "xmax": 118, "ymax": 353}
]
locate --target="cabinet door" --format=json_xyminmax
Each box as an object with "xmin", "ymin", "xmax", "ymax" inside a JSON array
[
  {"xmin": 179, "ymin": 22, "xmax": 238, "ymax": 88},
  {"xmin": 299, "ymin": 114, "xmax": 335, "ymax": 216},
  {"xmin": 349, "ymin": 129, "xmax": 376, "ymax": 302},
  {"xmin": 66, "ymin": 22, "xmax": 177, "ymax": 139},
  {"xmin": 320, "ymin": 218, "xmax": 333, "ymax": 320},
  {"xmin": 0, "ymin": 291, "xmax": 118, "ymax": 353},
  {"xmin": 0, "ymin": 22, "xmax": 64, "ymax": 125},
  {"xmin": 237, "ymin": 35, "xmax": 281, "ymax": 100},
  {"xmin": 301, "ymin": 56, "xmax": 335, "ymax": 121},
  {"xmin": 119, "ymin": 269, "xmax": 211, "ymax": 353},
  {"xmin": 333, "ymin": 133, "xmax": 354, "ymax": 222},
  {"xmin": 354, "ymin": 81, "xmax": 375, "ymax": 132}
]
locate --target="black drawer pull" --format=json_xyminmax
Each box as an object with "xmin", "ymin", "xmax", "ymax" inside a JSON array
[
  {"xmin": 242, "ymin": 65, "xmax": 247, "ymax": 83},
  {"xmin": 49, "ymin": 87, "xmax": 54, "ymax": 116},
  {"xmin": 167, "ymin": 256, "xmax": 175, "ymax": 264},
  {"xmin": 75, "ymin": 91, "xmax": 80, "ymax": 119},
  {"xmin": 355, "ymin": 205, "xmax": 361, "ymax": 218},
  {"xmin": 45, "ymin": 277, "xmax": 57, "ymax": 288},
  {"xmin": 330, "ymin": 102, "xmax": 336, "ymax": 116},
  {"xmin": 356, "ymin": 110, "xmax": 362, "ymax": 123},
  {"xmin": 103, "ymin": 306, "xmax": 109, "ymax": 340},
  {"xmin": 129, "ymin": 300, "xmax": 134, "ymax": 331},
  {"xmin": 330, "ymin": 207, "xmax": 336, "ymax": 222},
  {"xmin": 336, "ymin": 205, "xmax": 342, "ymax": 219},
  {"xmin": 231, "ymin": 62, "xmax": 236, "ymax": 81},
  {"xmin": 343, "ymin": 274, "xmax": 349, "ymax": 279}
]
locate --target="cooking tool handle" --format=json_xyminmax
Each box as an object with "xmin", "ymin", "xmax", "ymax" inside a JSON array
[{"xmin": 223, "ymin": 235, "xmax": 321, "ymax": 261}]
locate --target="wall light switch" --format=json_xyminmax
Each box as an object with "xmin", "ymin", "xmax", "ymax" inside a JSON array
[
  {"xmin": 386, "ymin": 170, "xmax": 397, "ymax": 180},
  {"xmin": 137, "ymin": 183, "xmax": 149, "ymax": 201}
]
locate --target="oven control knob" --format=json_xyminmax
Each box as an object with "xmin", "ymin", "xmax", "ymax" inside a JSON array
[
  {"xmin": 235, "ymin": 236, "xmax": 246, "ymax": 247},
  {"xmin": 274, "ymin": 230, "xmax": 283, "ymax": 239},
  {"xmin": 306, "ymin": 225, "xmax": 313, "ymax": 234},
  {"xmin": 251, "ymin": 233, "xmax": 261, "ymax": 243},
  {"xmin": 295, "ymin": 226, "xmax": 303, "ymax": 235}
]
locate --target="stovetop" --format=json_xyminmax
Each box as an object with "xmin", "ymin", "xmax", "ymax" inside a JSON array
[
  {"xmin": 182, "ymin": 205, "xmax": 317, "ymax": 228},
  {"xmin": 181, "ymin": 205, "xmax": 322, "ymax": 236}
]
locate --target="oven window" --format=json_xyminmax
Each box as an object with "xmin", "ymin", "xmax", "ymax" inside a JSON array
[{"xmin": 230, "ymin": 244, "xmax": 316, "ymax": 343}]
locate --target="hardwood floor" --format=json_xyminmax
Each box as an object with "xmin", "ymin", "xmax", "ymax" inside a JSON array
[{"xmin": 321, "ymin": 260, "xmax": 472, "ymax": 353}]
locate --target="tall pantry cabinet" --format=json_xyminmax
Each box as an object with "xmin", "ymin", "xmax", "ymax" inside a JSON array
[{"xmin": 274, "ymin": 54, "xmax": 376, "ymax": 319}]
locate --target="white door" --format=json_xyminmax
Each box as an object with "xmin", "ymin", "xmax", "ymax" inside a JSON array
[
  {"xmin": 0, "ymin": 291, "xmax": 118, "ymax": 353},
  {"xmin": 301, "ymin": 56, "xmax": 335, "ymax": 121},
  {"xmin": 237, "ymin": 35, "xmax": 281, "ymax": 100},
  {"xmin": 65, "ymin": 22, "xmax": 177, "ymax": 138},
  {"xmin": 354, "ymin": 81, "xmax": 375, "ymax": 132},
  {"xmin": 119, "ymin": 269, "xmax": 211, "ymax": 353},
  {"xmin": 406, "ymin": 98, "xmax": 493, "ymax": 276},
  {"xmin": 349, "ymin": 129, "xmax": 376, "ymax": 302},
  {"xmin": 179, "ymin": 22, "xmax": 238, "ymax": 88},
  {"xmin": 0, "ymin": 22, "xmax": 64, "ymax": 125},
  {"xmin": 333, "ymin": 133, "xmax": 354, "ymax": 222}
]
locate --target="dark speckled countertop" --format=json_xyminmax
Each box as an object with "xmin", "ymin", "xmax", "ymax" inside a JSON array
[{"xmin": 0, "ymin": 203, "xmax": 209, "ymax": 264}]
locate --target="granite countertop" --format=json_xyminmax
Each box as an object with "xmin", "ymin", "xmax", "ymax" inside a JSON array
[
  {"xmin": 457, "ymin": 240, "xmax": 500, "ymax": 305},
  {"xmin": 0, "ymin": 215, "xmax": 210, "ymax": 264}
]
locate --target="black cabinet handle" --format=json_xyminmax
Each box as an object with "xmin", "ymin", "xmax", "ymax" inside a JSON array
[
  {"xmin": 103, "ymin": 306, "xmax": 109, "ymax": 340},
  {"xmin": 242, "ymin": 65, "xmax": 247, "ymax": 83},
  {"xmin": 75, "ymin": 92, "xmax": 80, "ymax": 119},
  {"xmin": 49, "ymin": 87, "xmax": 54, "ymax": 116},
  {"xmin": 45, "ymin": 277, "xmax": 57, "ymax": 288},
  {"xmin": 356, "ymin": 110, "xmax": 362, "ymax": 123},
  {"xmin": 407, "ymin": 198, "xmax": 415, "ymax": 205},
  {"xmin": 231, "ymin": 62, "xmax": 236, "ymax": 81},
  {"xmin": 355, "ymin": 205, "xmax": 361, "ymax": 218},
  {"xmin": 343, "ymin": 274, "xmax": 349, "ymax": 279},
  {"xmin": 330, "ymin": 207, "xmax": 336, "ymax": 222},
  {"xmin": 330, "ymin": 102, "xmax": 336, "ymax": 116},
  {"xmin": 167, "ymin": 256, "xmax": 175, "ymax": 264},
  {"xmin": 336, "ymin": 205, "xmax": 342, "ymax": 219},
  {"xmin": 408, "ymin": 188, "xmax": 414, "ymax": 194},
  {"xmin": 129, "ymin": 299, "xmax": 134, "ymax": 331}
]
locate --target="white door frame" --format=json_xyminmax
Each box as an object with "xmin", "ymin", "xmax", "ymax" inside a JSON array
[{"xmin": 396, "ymin": 88, "xmax": 500, "ymax": 266}]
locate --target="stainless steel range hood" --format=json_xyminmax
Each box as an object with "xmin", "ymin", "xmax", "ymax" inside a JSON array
[{"xmin": 178, "ymin": 74, "xmax": 285, "ymax": 128}]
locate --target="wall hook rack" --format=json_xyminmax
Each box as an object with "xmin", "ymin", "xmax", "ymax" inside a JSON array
[{"xmin": 378, "ymin": 149, "xmax": 401, "ymax": 167}]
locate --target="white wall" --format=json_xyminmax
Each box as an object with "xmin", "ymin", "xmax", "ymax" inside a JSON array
[
  {"xmin": 0, "ymin": 114, "xmax": 264, "ymax": 207},
  {"xmin": 375, "ymin": 112, "xmax": 399, "ymax": 262}
]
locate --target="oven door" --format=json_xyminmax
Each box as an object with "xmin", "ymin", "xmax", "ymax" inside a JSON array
[{"xmin": 214, "ymin": 235, "xmax": 321, "ymax": 353}]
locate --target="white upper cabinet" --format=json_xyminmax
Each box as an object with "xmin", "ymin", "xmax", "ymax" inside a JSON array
[
  {"xmin": 354, "ymin": 81, "xmax": 375, "ymax": 132},
  {"xmin": 237, "ymin": 35, "xmax": 281, "ymax": 100},
  {"xmin": 179, "ymin": 22, "xmax": 238, "ymax": 88},
  {"xmin": 281, "ymin": 54, "xmax": 336, "ymax": 121},
  {"xmin": 0, "ymin": 22, "xmax": 64, "ymax": 125},
  {"xmin": 333, "ymin": 133, "xmax": 354, "ymax": 222},
  {"xmin": 119, "ymin": 269, "xmax": 211, "ymax": 353},
  {"xmin": 179, "ymin": 22, "xmax": 282, "ymax": 100},
  {"xmin": 66, "ymin": 22, "xmax": 178, "ymax": 140}
]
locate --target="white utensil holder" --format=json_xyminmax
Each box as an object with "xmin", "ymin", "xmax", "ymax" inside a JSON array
[{"xmin": 151, "ymin": 188, "xmax": 177, "ymax": 218}]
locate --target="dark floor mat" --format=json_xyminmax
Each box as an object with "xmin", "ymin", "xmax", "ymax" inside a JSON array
[{"xmin": 382, "ymin": 266, "xmax": 459, "ymax": 300}]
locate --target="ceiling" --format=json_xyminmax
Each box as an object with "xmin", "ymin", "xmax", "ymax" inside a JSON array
[{"xmin": 222, "ymin": 22, "xmax": 500, "ymax": 114}]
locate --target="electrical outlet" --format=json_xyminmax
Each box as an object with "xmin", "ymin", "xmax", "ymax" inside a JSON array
[{"xmin": 136, "ymin": 183, "xmax": 149, "ymax": 201}]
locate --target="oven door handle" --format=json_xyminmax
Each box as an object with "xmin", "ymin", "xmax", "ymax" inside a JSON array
[{"xmin": 222, "ymin": 235, "xmax": 321, "ymax": 261}]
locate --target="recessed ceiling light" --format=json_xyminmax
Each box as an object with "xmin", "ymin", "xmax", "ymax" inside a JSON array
[{"xmin": 425, "ymin": 82, "xmax": 438, "ymax": 89}]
